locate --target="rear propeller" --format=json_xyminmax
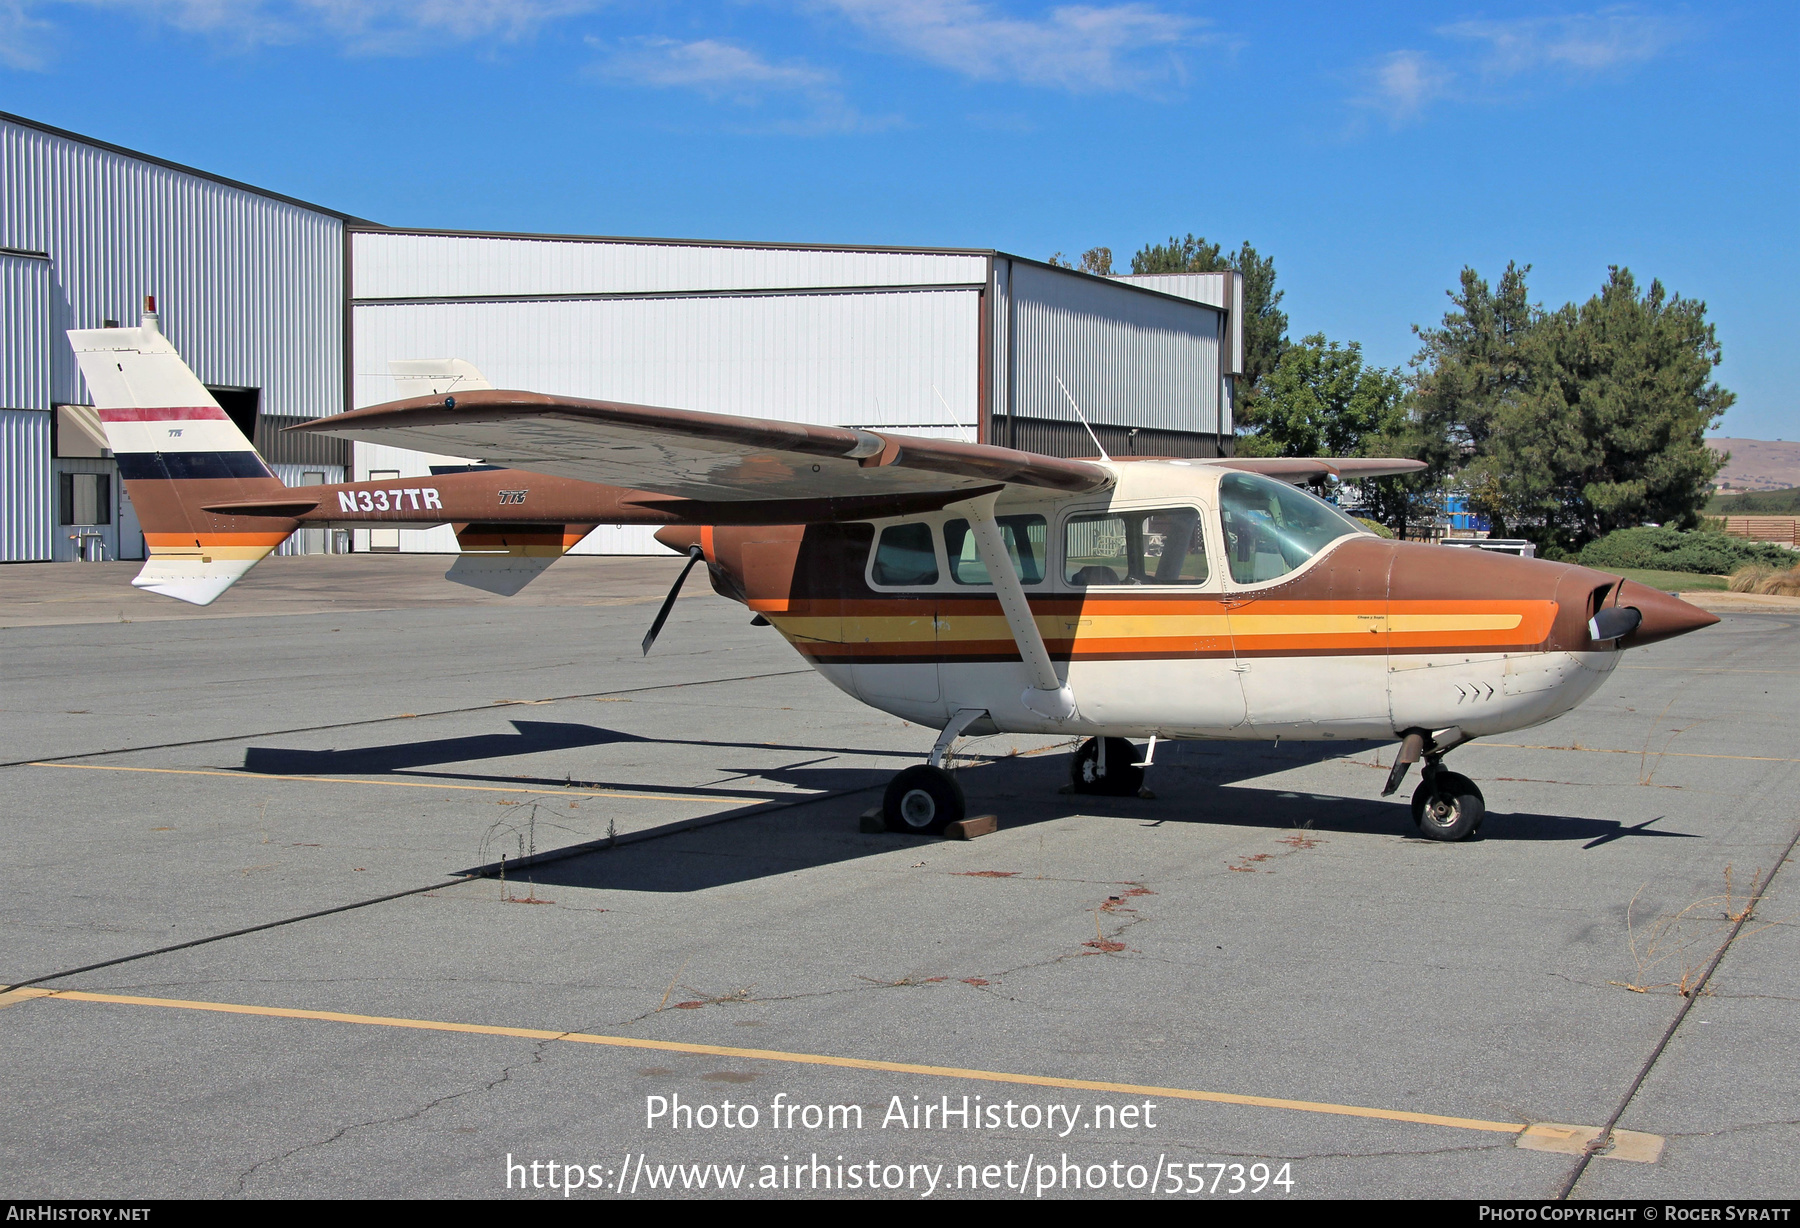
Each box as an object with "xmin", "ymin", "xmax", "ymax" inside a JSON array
[{"xmin": 641, "ymin": 545, "xmax": 706, "ymax": 656}]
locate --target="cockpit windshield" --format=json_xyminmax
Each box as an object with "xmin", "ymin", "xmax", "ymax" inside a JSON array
[{"xmin": 1218, "ymin": 471, "xmax": 1366, "ymax": 584}]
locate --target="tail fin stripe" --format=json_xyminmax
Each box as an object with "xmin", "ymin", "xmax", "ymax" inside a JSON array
[
  {"xmin": 97, "ymin": 405, "xmax": 232, "ymax": 424},
  {"xmin": 116, "ymin": 453, "xmax": 274, "ymax": 481}
]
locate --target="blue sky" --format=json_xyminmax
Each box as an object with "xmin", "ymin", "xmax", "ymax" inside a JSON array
[{"xmin": 4, "ymin": 1, "xmax": 1794, "ymax": 436}]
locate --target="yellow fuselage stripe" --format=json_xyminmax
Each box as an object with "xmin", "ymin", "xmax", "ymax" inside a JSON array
[{"xmin": 774, "ymin": 611, "xmax": 1527, "ymax": 644}]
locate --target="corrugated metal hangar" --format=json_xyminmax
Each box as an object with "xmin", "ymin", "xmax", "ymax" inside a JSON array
[{"xmin": 1, "ymin": 110, "xmax": 1242, "ymax": 562}]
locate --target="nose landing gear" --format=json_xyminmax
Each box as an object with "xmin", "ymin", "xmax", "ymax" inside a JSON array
[
  {"xmin": 1383, "ymin": 727, "xmax": 1484, "ymax": 841},
  {"xmin": 1411, "ymin": 765, "xmax": 1484, "ymax": 841}
]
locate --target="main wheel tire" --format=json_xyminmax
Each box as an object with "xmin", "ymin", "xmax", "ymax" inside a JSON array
[
  {"xmin": 883, "ymin": 765, "xmax": 965, "ymax": 835},
  {"xmin": 1412, "ymin": 770, "xmax": 1484, "ymax": 841},
  {"xmin": 1069, "ymin": 736, "xmax": 1146, "ymax": 797}
]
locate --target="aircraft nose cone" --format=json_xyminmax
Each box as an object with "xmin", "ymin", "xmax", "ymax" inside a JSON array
[{"xmin": 1612, "ymin": 579, "xmax": 1720, "ymax": 647}]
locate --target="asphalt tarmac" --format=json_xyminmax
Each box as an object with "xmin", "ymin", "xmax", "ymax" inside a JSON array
[{"xmin": 2, "ymin": 555, "xmax": 1795, "ymax": 1201}]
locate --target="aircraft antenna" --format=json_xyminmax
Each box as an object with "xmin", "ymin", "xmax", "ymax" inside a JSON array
[{"xmin": 1057, "ymin": 377, "xmax": 1111, "ymax": 462}]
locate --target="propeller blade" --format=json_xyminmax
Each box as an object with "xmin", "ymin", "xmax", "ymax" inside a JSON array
[
  {"xmin": 1588, "ymin": 606, "xmax": 1643, "ymax": 643},
  {"xmin": 641, "ymin": 546, "xmax": 706, "ymax": 656}
]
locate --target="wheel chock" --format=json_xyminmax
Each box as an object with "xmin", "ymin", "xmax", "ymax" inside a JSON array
[
  {"xmin": 946, "ymin": 814, "xmax": 999, "ymax": 840},
  {"xmin": 859, "ymin": 806, "xmax": 887, "ymax": 833}
]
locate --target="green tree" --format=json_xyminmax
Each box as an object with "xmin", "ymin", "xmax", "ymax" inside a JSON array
[
  {"xmin": 1408, "ymin": 261, "xmax": 1537, "ymax": 484},
  {"xmin": 1237, "ymin": 333, "xmax": 1404, "ymax": 457},
  {"xmin": 1131, "ymin": 234, "xmax": 1289, "ymax": 395},
  {"xmin": 1047, "ymin": 247, "xmax": 1115, "ymax": 275},
  {"xmin": 1467, "ymin": 268, "xmax": 1731, "ymax": 551},
  {"xmin": 1236, "ymin": 332, "xmax": 1434, "ymax": 536}
]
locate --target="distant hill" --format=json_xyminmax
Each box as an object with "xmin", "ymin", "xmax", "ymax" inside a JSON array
[
  {"xmin": 1709, "ymin": 437, "xmax": 1800, "ymax": 494},
  {"xmin": 1708, "ymin": 487, "xmax": 1800, "ymax": 515}
]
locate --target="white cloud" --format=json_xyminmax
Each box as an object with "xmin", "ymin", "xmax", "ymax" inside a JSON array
[
  {"xmin": 3, "ymin": 0, "xmax": 595, "ymax": 60},
  {"xmin": 1356, "ymin": 6, "xmax": 1687, "ymax": 126},
  {"xmin": 591, "ymin": 35, "xmax": 894, "ymax": 134},
  {"xmin": 815, "ymin": 0, "xmax": 1200, "ymax": 93},
  {"xmin": 1361, "ymin": 48, "xmax": 1454, "ymax": 123},
  {"xmin": 0, "ymin": 0, "xmax": 56, "ymax": 69},
  {"xmin": 1442, "ymin": 9, "xmax": 1684, "ymax": 77},
  {"xmin": 597, "ymin": 36, "xmax": 833, "ymax": 99}
]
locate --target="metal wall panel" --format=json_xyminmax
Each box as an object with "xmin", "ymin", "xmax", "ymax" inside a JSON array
[
  {"xmin": 0, "ymin": 408, "xmax": 51, "ymax": 560},
  {"xmin": 1, "ymin": 116, "xmax": 345, "ymax": 418},
  {"xmin": 1002, "ymin": 262, "xmax": 1223, "ymax": 436},
  {"xmin": 352, "ymin": 289, "xmax": 982, "ymax": 553},
  {"xmin": 353, "ymin": 230, "xmax": 988, "ymax": 300},
  {"xmin": 353, "ymin": 290, "xmax": 982, "ymax": 428},
  {"xmin": 1111, "ymin": 271, "xmax": 1242, "ymax": 374},
  {"xmin": 1, "ymin": 250, "xmax": 51, "ymax": 409}
]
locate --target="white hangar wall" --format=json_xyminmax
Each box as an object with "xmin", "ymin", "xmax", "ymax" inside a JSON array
[
  {"xmin": 0, "ymin": 111, "xmax": 348, "ymax": 561},
  {"xmin": 349, "ymin": 229, "xmax": 990, "ymax": 555},
  {"xmin": 989, "ymin": 260, "xmax": 1242, "ymax": 460}
]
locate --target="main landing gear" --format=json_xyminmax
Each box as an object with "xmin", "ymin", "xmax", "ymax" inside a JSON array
[
  {"xmin": 1382, "ymin": 728, "xmax": 1484, "ymax": 841},
  {"xmin": 1068, "ymin": 736, "xmax": 1145, "ymax": 797},
  {"xmin": 882, "ymin": 707, "xmax": 982, "ymax": 835}
]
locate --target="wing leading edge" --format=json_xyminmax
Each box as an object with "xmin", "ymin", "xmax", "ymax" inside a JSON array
[{"xmin": 293, "ymin": 391, "xmax": 1115, "ymax": 504}]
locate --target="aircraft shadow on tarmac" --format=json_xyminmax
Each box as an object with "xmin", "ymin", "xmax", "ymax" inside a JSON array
[
  {"xmin": 241, "ymin": 720, "xmax": 921, "ymax": 802},
  {"xmin": 445, "ymin": 735, "xmax": 1699, "ymax": 895},
  {"xmin": 244, "ymin": 720, "xmax": 641, "ymax": 776}
]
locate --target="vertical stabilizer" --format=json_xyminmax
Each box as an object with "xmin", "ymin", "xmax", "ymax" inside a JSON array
[
  {"xmin": 388, "ymin": 358, "xmax": 493, "ymax": 399},
  {"xmin": 68, "ymin": 298, "xmax": 294, "ymax": 605}
]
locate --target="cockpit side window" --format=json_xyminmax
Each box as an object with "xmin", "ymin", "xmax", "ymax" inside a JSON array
[
  {"xmin": 943, "ymin": 515, "xmax": 1047, "ymax": 585},
  {"xmin": 871, "ymin": 522, "xmax": 939, "ymax": 586},
  {"xmin": 1217, "ymin": 471, "xmax": 1364, "ymax": 584},
  {"xmin": 1063, "ymin": 507, "xmax": 1208, "ymax": 587}
]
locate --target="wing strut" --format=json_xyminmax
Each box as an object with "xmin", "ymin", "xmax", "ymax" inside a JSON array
[{"xmin": 949, "ymin": 491, "xmax": 1076, "ymax": 723}]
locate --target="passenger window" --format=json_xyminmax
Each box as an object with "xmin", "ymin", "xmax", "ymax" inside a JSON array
[
  {"xmin": 942, "ymin": 515, "xmax": 1047, "ymax": 585},
  {"xmin": 1063, "ymin": 508, "xmax": 1208, "ymax": 586},
  {"xmin": 871, "ymin": 522, "xmax": 939, "ymax": 586},
  {"xmin": 1218, "ymin": 472, "xmax": 1363, "ymax": 584}
]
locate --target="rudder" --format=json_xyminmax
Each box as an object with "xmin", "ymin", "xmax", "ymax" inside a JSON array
[{"xmin": 68, "ymin": 300, "xmax": 296, "ymax": 605}]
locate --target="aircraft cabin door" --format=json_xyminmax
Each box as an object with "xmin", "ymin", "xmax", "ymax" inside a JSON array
[
  {"xmin": 1056, "ymin": 504, "xmax": 1246, "ymax": 735},
  {"xmin": 851, "ymin": 520, "xmax": 942, "ymax": 716},
  {"xmin": 1219, "ymin": 474, "xmax": 1391, "ymax": 740}
]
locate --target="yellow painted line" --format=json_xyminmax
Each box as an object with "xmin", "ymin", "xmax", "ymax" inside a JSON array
[
  {"xmin": 32, "ymin": 989, "xmax": 1528, "ymax": 1136},
  {"xmin": 0, "ymin": 987, "xmax": 53, "ymax": 1010},
  {"xmin": 28, "ymin": 762, "xmax": 767, "ymax": 805},
  {"xmin": 1474, "ymin": 744, "xmax": 1800, "ymax": 764}
]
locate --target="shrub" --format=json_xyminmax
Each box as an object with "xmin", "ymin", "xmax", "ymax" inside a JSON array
[
  {"xmin": 1357, "ymin": 517, "xmax": 1394, "ymax": 539},
  {"xmin": 1577, "ymin": 527, "xmax": 1796, "ymax": 576},
  {"xmin": 1729, "ymin": 564, "xmax": 1800, "ymax": 596}
]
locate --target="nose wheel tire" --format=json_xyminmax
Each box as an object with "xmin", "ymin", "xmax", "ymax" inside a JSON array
[
  {"xmin": 1069, "ymin": 737, "xmax": 1146, "ymax": 797},
  {"xmin": 1412, "ymin": 771, "xmax": 1484, "ymax": 841},
  {"xmin": 883, "ymin": 764, "xmax": 965, "ymax": 835}
]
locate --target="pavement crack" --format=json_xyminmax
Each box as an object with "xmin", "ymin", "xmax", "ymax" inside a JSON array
[{"xmin": 232, "ymin": 1043, "xmax": 550, "ymax": 1194}]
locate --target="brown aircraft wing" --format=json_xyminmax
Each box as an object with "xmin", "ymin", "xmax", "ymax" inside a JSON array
[
  {"xmin": 1212, "ymin": 457, "xmax": 1428, "ymax": 482},
  {"xmin": 292, "ymin": 391, "xmax": 1114, "ymax": 503}
]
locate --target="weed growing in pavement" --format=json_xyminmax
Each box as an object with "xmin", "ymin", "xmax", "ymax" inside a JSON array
[{"xmin": 1612, "ymin": 865, "xmax": 1778, "ymax": 996}]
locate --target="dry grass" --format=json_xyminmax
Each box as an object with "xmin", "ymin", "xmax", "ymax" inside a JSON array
[
  {"xmin": 1612, "ymin": 865, "xmax": 1775, "ymax": 997},
  {"xmin": 1728, "ymin": 563, "xmax": 1800, "ymax": 595}
]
